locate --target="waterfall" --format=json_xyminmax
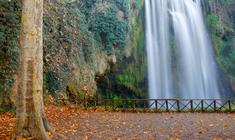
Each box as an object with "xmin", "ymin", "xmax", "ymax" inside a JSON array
[{"xmin": 145, "ymin": 0, "xmax": 221, "ymax": 99}]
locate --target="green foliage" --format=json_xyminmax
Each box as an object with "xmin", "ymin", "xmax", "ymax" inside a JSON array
[
  {"xmin": 43, "ymin": 1, "xmax": 74, "ymax": 97},
  {"xmin": 207, "ymin": 14, "xmax": 218, "ymax": 33},
  {"xmin": 43, "ymin": 0, "xmax": 97, "ymax": 97},
  {"xmin": 43, "ymin": 0, "xmax": 133, "ymax": 98},
  {"xmin": 207, "ymin": 11, "xmax": 235, "ymax": 79},
  {"xmin": 43, "ymin": 0, "xmax": 133, "ymax": 99},
  {"xmin": 80, "ymin": 0, "xmax": 96, "ymax": 17},
  {"xmin": 0, "ymin": 0, "xmax": 21, "ymax": 103},
  {"xmin": 135, "ymin": 0, "xmax": 143, "ymax": 9},
  {"xmin": 90, "ymin": 1, "xmax": 129, "ymax": 53},
  {"xmin": 208, "ymin": 0, "xmax": 235, "ymax": 5},
  {"xmin": 116, "ymin": 14, "xmax": 147, "ymax": 96},
  {"xmin": 113, "ymin": 95, "xmax": 122, "ymax": 108},
  {"xmin": 114, "ymin": 0, "xmax": 130, "ymax": 18},
  {"xmin": 97, "ymin": 8, "xmax": 147, "ymax": 99}
]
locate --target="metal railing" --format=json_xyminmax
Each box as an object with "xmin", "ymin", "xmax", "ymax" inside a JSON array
[{"xmin": 61, "ymin": 98, "xmax": 235, "ymax": 113}]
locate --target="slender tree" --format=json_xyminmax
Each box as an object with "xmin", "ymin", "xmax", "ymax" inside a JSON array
[{"xmin": 14, "ymin": 0, "xmax": 52, "ymax": 139}]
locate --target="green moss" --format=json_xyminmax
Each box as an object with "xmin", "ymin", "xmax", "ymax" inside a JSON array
[
  {"xmin": 97, "ymin": 7, "xmax": 147, "ymax": 99},
  {"xmin": 135, "ymin": 0, "xmax": 143, "ymax": 9},
  {"xmin": 89, "ymin": 1, "xmax": 129, "ymax": 53},
  {"xmin": 207, "ymin": 14, "xmax": 218, "ymax": 33},
  {"xmin": 116, "ymin": 13, "xmax": 147, "ymax": 96}
]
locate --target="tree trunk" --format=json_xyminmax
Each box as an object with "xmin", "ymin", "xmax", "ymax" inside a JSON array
[{"xmin": 14, "ymin": 0, "xmax": 52, "ymax": 139}]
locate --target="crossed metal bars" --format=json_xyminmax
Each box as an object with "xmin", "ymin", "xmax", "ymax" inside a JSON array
[{"xmin": 71, "ymin": 98, "xmax": 235, "ymax": 113}]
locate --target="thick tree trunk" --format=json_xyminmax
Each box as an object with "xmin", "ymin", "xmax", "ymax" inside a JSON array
[{"xmin": 14, "ymin": 0, "xmax": 52, "ymax": 139}]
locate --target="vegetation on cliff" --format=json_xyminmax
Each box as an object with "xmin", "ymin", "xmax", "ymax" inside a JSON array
[
  {"xmin": 0, "ymin": 0, "xmax": 146, "ymax": 110},
  {"xmin": 206, "ymin": 0, "xmax": 235, "ymax": 80},
  {"xmin": 0, "ymin": 0, "xmax": 21, "ymax": 110},
  {"xmin": 204, "ymin": 0, "xmax": 235, "ymax": 92}
]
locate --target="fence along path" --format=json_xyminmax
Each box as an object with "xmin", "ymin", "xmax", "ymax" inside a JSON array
[{"xmin": 63, "ymin": 98, "xmax": 235, "ymax": 113}]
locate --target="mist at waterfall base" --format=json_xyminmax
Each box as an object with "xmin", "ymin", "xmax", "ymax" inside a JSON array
[{"xmin": 145, "ymin": 0, "xmax": 232, "ymax": 100}]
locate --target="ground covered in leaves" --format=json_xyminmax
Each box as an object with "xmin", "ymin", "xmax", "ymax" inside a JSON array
[{"xmin": 0, "ymin": 106, "xmax": 235, "ymax": 140}]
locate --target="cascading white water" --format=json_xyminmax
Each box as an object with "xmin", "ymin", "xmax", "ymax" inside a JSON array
[{"xmin": 145, "ymin": 0, "xmax": 221, "ymax": 99}]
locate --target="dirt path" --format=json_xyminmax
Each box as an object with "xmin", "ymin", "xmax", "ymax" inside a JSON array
[{"xmin": 0, "ymin": 106, "xmax": 235, "ymax": 140}]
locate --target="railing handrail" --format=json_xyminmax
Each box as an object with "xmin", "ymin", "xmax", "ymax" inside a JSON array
[
  {"xmin": 59, "ymin": 97, "xmax": 235, "ymax": 113},
  {"xmin": 88, "ymin": 98, "xmax": 235, "ymax": 101}
]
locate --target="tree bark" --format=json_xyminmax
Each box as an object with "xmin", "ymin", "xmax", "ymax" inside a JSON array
[{"xmin": 14, "ymin": 0, "xmax": 52, "ymax": 139}]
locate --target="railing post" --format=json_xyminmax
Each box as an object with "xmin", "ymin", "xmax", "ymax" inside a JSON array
[
  {"xmin": 104, "ymin": 99, "xmax": 107, "ymax": 111},
  {"xmin": 201, "ymin": 100, "xmax": 204, "ymax": 112},
  {"xmin": 122, "ymin": 100, "xmax": 126, "ymax": 112},
  {"xmin": 155, "ymin": 100, "xmax": 158, "ymax": 112},
  {"xmin": 84, "ymin": 96, "xmax": 88, "ymax": 110},
  {"xmin": 154, "ymin": 100, "xmax": 159, "ymax": 112},
  {"xmin": 213, "ymin": 100, "xmax": 216, "ymax": 112},
  {"xmin": 228, "ymin": 100, "xmax": 232, "ymax": 112},
  {"xmin": 132, "ymin": 100, "xmax": 136, "ymax": 112},
  {"xmin": 75, "ymin": 94, "xmax": 78, "ymax": 108},
  {"xmin": 83, "ymin": 96, "xmax": 85, "ymax": 108},
  {"xmin": 190, "ymin": 100, "xmax": 193, "ymax": 112},
  {"xmin": 177, "ymin": 100, "xmax": 180, "ymax": 112},
  {"xmin": 166, "ymin": 100, "xmax": 169, "ymax": 112},
  {"xmin": 94, "ymin": 98, "xmax": 97, "ymax": 110},
  {"xmin": 143, "ymin": 100, "xmax": 146, "ymax": 112},
  {"xmin": 112, "ymin": 99, "xmax": 115, "ymax": 111}
]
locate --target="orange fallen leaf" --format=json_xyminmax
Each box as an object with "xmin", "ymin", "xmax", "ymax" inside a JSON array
[
  {"xmin": 47, "ymin": 131, "xmax": 52, "ymax": 137},
  {"xmin": 83, "ymin": 135, "xmax": 88, "ymax": 140},
  {"xmin": 16, "ymin": 138, "xmax": 26, "ymax": 140},
  {"xmin": 213, "ymin": 137, "xmax": 222, "ymax": 140}
]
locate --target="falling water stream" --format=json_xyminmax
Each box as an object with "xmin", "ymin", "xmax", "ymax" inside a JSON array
[{"xmin": 145, "ymin": 0, "xmax": 221, "ymax": 99}]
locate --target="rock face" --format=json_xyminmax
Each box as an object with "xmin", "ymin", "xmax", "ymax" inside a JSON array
[
  {"xmin": 45, "ymin": 0, "xmax": 136, "ymax": 98},
  {"xmin": 63, "ymin": 0, "xmax": 147, "ymax": 100},
  {"xmin": 203, "ymin": 0, "xmax": 235, "ymax": 94},
  {"xmin": 95, "ymin": 0, "xmax": 148, "ymax": 99},
  {"xmin": 64, "ymin": 0, "xmax": 145, "ymax": 99},
  {"xmin": 0, "ymin": 0, "xmax": 146, "ymax": 108},
  {"xmin": 66, "ymin": 51, "xmax": 117, "ymax": 99}
]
